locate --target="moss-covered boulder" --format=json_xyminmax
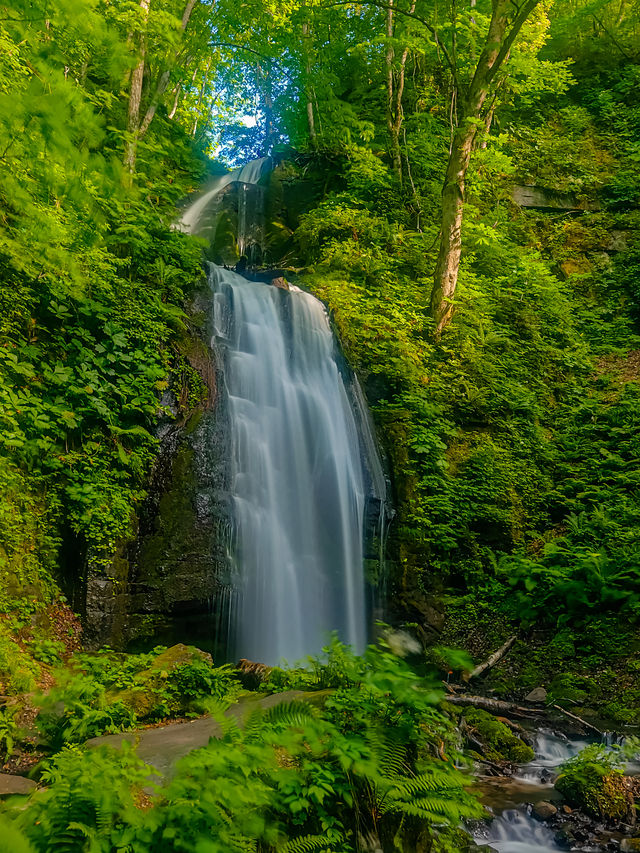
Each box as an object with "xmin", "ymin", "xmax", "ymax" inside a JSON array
[
  {"xmin": 462, "ymin": 708, "xmax": 535, "ymax": 763},
  {"xmin": 108, "ymin": 644, "xmax": 237, "ymax": 720},
  {"xmin": 555, "ymin": 758, "xmax": 633, "ymax": 820}
]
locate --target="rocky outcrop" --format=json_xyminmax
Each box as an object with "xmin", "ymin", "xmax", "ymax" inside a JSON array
[
  {"xmin": 83, "ymin": 283, "xmax": 233, "ymax": 651},
  {"xmin": 0, "ymin": 774, "xmax": 36, "ymax": 796},
  {"xmin": 512, "ymin": 185, "xmax": 599, "ymax": 212}
]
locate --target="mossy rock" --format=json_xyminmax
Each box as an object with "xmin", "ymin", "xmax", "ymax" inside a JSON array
[
  {"xmin": 463, "ymin": 708, "xmax": 535, "ymax": 763},
  {"xmin": 555, "ymin": 763, "xmax": 632, "ymax": 820},
  {"xmin": 108, "ymin": 644, "xmax": 214, "ymax": 719}
]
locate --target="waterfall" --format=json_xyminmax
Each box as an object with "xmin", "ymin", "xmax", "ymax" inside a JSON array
[
  {"xmin": 212, "ymin": 267, "xmax": 368, "ymax": 664},
  {"xmin": 177, "ymin": 158, "xmax": 269, "ymax": 266},
  {"xmin": 476, "ymin": 809, "xmax": 563, "ymax": 853},
  {"xmin": 177, "ymin": 159, "xmax": 386, "ymax": 665}
]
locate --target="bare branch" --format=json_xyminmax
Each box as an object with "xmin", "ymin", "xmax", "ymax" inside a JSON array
[{"xmin": 322, "ymin": 0, "xmax": 457, "ymax": 81}]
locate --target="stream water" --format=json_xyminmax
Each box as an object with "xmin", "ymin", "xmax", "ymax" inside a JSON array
[{"xmin": 475, "ymin": 730, "xmax": 588, "ymax": 853}]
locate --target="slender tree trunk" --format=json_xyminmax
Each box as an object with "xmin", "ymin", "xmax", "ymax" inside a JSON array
[
  {"xmin": 124, "ymin": 0, "xmax": 150, "ymax": 176},
  {"xmin": 429, "ymin": 0, "xmax": 540, "ymax": 335},
  {"xmin": 257, "ymin": 61, "xmax": 276, "ymax": 155},
  {"xmin": 140, "ymin": 0, "xmax": 199, "ymax": 137},
  {"xmin": 124, "ymin": 0, "xmax": 200, "ymax": 176},
  {"xmin": 168, "ymin": 84, "xmax": 181, "ymax": 120},
  {"xmin": 385, "ymin": 4, "xmax": 399, "ymax": 179},
  {"xmin": 302, "ymin": 19, "xmax": 317, "ymax": 146},
  {"xmin": 386, "ymin": 0, "xmax": 416, "ymax": 183},
  {"xmin": 429, "ymin": 119, "xmax": 476, "ymax": 333}
]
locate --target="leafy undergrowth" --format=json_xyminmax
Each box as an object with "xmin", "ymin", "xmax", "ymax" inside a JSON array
[
  {"xmin": 555, "ymin": 742, "xmax": 640, "ymax": 820},
  {"xmin": 296, "ymin": 105, "xmax": 640, "ymax": 724},
  {"xmin": 0, "ymin": 638, "xmax": 485, "ymax": 853},
  {"xmin": 32, "ymin": 644, "xmax": 242, "ymax": 752}
]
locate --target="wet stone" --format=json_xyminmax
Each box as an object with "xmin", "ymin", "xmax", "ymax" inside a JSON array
[
  {"xmin": 533, "ymin": 801, "xmax": 558, "ymax": 821},
  {"xmin": 0, "ymin": 774, "xmax": 36, "ymax": 796},
  {"xmin": 525, "ymin": 687, "xmax": 548, "ymax": 703}
]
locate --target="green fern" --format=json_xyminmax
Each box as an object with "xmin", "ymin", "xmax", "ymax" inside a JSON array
[
  {"xmin": 264, "ymin": 699, "xmax": 319, "ymax": 729},
  {"xmin": 281, "ymin": 833, "xmax": 342, "ymax": 853}
]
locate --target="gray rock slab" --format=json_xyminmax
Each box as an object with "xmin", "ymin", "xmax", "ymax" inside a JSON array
[
  {"xmin": 525, "ymin": 687, "xmax": 547, "ymax": 703},
  {"xmin": 0, "ymin": 774, "xmax": 36, "ymax": 796}
]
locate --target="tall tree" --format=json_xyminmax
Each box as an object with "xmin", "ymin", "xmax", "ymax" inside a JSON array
[
  {"xmin": 429, "ymin": 0, "xmax": 541, "ymax": 335},
  {"xmin": 385, "ymin": 0, "xmax": 417, "ymax": 182},
  {"xmin": 124, "ymin": 0, "xmax": 201, "ymax": 176}
]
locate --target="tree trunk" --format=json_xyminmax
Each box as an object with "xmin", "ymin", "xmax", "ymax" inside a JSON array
[
  {"xmin": 385, "ymin": 0, "xmax": 416, "ymax": 183},
  {"xmin": 302, "ymin": 19, "xmax": 317, "ymax": 146},
  {"xmin": 124, "ymin": 0, "xmax": 150, "ymax": 177},
  {"xmin": 429, "ymin": 0, "xmax": 541, "ymax": 336},
  {"xmin": 124, "ymin": 0, "xmax": 200, "ymax": 176},
  {"xmin": 445, "ymin": 695, "xmax": 546, "ymax": 718},
  {"xmin": 139, "ymin": 0, "xmax": 199, "ymax": 137},
  {"xmin": 257, "ymin": 61, "xmax": 276, "ymax": 155},
  {"xmin": 429, "ymin": 118, "xmax": 476, "ymax": 333}
]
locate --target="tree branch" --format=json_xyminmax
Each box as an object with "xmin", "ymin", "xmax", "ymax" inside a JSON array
[
  {"xmin": 139, "ymin": 0, "xmax": 200, "ymax": 137},
  {"xmin": 485, "ymin": 0, "xmax": 540, "ymax": 87},
  {"xmin": 322, "ymin": 0, "xmax": 457, "ymax": 81}
]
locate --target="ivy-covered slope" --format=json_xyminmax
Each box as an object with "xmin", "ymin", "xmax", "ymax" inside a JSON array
[
  {"xmin": 282, "ymin": 62, "xmax": 640, "ymax": 724},
  {"xmin": 0, "ymin": 3, "xmax": 208, "ymax": 691}
]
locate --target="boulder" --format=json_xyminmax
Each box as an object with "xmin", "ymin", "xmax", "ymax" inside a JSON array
[
  {"xmin": 555, "ymin": 765, "xmax": 634, "ymax": 821},
  {"xmin": 462, "ymin": 708, "xmax": 535, "ymax": 763},
  {"xmin": 621, "ymin": 840, "xmax": 640, "ymax": 852},
  {"xmin": 109, "ymin": 644, "xmax": 214, "ymax": 718},
  {"xmin": 0, "ymin": 774, "xmax": 36, "ymax": 796},
  {"xmin": 525, "ymin": 687, "xmax": 547, "ymax": 703},
  {"xmin": 533, "ymin": 801, "xmax": 558, "ymax": 821}
]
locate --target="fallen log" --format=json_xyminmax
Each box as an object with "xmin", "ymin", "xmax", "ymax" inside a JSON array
[
  {"xmin": 445, "ymin": 695, "xmax": 546, "ymax": 718},
  {"xmin": 552, "ymin": 703, "xmax": 602, "ymax": 736},
  {"xmin": 464, "ymin": 635, "xmax": 517, "ymax": 682}
]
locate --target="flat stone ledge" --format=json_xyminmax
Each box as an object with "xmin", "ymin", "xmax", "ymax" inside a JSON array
[{"xmin": 0, "ymin": 773, "xmax": 36, "ymax": 796}]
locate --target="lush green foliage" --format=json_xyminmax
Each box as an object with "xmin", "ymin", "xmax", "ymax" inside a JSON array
[
  {"xmin": 0, "ymin": 640, "xmax": 483, "ymax": 853},
  {"xmin": 34, "ymin": 646, "xmax": 241, "ymax": 749},
  {"xmin": 555, "ymin": 740, "xmax": 639, "ymax": 819},
  {"xmin": 2, "ymin": 0, "xmax": 640, "ymax": 847}
]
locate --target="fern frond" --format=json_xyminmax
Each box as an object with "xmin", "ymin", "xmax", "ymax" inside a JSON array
[
  {"xmin": 366, "ymin": 727, "xmax": 409, "ymax": 778},
  {"xmin": 281, "ymin": 832, "xmax": 342, "ymax": 853},
  {"xmin": 264, "ymin": 700, "xmax": 319, "ymax": 729}
]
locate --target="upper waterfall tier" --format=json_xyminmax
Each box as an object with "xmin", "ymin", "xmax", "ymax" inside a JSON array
[{"xmin": 177, "ymin": 157, "xmax": 270, "ymax": 236}]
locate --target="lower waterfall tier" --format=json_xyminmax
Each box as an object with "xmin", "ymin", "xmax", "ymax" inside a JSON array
[{"xmin": 212, "ymin": 266, "xmax": 372, "ymax": 665}]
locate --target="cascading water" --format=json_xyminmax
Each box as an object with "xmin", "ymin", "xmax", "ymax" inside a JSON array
[
  {"xmin": 516, "ymin": 729, "xmax": 589, "ymax": 784},
  {"xmin": 212, "ymin": 267, "xmax": 370, "ymax": 663},
  {"xmin": 178, "ymin": 158, "xmax": 269, "ymax": 265},
  {"xmin": 475, "ymin": 809, "xmax": 563, "ymax": 853},
  {"xmin": 178, "ymin": 159, "xmax": 386, "ymax": 664}
]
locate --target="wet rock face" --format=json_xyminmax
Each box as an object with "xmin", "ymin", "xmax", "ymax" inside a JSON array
[
  {"xmin": 83, "ymin": 291, "xmax": 234, "ymax": 652},
  {"xmin": 121, "ymin": 390, "xmax": 233, "ymax": 650}
]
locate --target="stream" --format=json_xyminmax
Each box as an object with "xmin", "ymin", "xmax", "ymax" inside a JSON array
[{"xmin": 474, "ymin": 731, "xmax": 590, "ymax": 853}]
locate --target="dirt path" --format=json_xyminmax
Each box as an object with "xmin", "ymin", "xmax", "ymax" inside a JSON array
[{"xmin": 87, "ymin": 690, "xmax": 304, "ymax": 779}]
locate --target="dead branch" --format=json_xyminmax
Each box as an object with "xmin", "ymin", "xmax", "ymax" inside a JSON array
[
  {"xmin": 464, "ymin": 635, "xmax": 517, "ymax": 682},
  {"xmin": 445, "ymin": 695, "xmax": 546, "ymax": 718},
  {"xmin": 552, "ymin": 704, "xmax": 602, "ymax": 736}
]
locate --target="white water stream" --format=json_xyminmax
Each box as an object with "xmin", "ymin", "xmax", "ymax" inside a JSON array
[
  {"xmin": 179, "ymin": 160, "xmax": 382, "ymax": 664},
  {"xmin": 475, "ymin": 731, "xmax": 589, "ymax": 853},
  {"xmin": 479, "ymin": 809, "xmax": 564, "ymax": 853}
]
